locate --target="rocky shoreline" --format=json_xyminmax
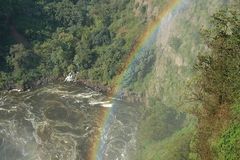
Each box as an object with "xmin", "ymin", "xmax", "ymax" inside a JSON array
[{"xmin": 2, "ymin": 75, "xmax": 145, "ymax": 104}]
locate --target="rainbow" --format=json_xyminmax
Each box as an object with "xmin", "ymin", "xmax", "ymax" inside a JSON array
[{"xmin": 88, "ymin": 0, "xmax": 185, "ymax": 159}]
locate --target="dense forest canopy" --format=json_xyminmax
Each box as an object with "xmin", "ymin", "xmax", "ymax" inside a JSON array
[{"xmin": 0, "ymin": 0, "xmax": 146, "ymax": 89}]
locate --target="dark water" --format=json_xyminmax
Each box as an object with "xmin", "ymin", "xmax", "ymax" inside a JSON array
[{"xmin": 0, "ymin": 84, "xmax": 140, "ymax": 160}]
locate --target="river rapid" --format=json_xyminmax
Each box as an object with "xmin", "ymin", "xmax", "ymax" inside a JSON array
[{"xmin": 0, "ymin": 83, "xmax": 141, "ymax": 160}]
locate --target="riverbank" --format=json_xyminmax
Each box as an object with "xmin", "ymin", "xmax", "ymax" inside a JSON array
[
  {"xmin": 2, "ymin": 74, "xmax": 110, "ymax": 93},
  {"xmin": 2, "ymin": 75, "xmax": 146, "ymax": 104}
]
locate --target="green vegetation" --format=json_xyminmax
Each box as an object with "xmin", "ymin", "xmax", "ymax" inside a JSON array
[
  {"xmin": 216, "ymin": 122, "xmax": 240, "ymax": 160},
  {"xmin": 191, "ymin": 8, "xmax": 240, "ymax": 159},
  {"xmin": 1, "ymin": 1, "xmax": 239, "ymax": 160},
  {"xmin": 194, "ymin": 9, "xmax": 240, "ymax": 107},
  {"xmin": 133, "ymin": 2, "xmax": 239, "ymax": 160},
  {"xmin": 0, "ymin": 0, "xmax": 145, "ymax": 90},
  {"xmin": 135, "ymin": 98, "xmax": 194, "ymax": 160},
  {"xmin": 138, "ymin": 99, "xmax": 186, "ymax": 141}
]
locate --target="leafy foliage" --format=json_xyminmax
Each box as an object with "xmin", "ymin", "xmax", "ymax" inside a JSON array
[
  {"xmin": 192, "ymin": 8, "xmax": 240, "ymax": 159},
  {"xmin": 0, "ymin": 0, "xmax": 143, "ymax": 89},
  {"xmin": 217, "ymin": 122, "xmax": 240, "ymax": 160},
  {"xmin": 194, "ymin": 9, "xmax": 240, "ymax": 111}
]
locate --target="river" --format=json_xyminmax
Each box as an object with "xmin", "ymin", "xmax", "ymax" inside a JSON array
[{"xmin": 0, "ymin": 83, "xmax": 141, "ymax": 160}]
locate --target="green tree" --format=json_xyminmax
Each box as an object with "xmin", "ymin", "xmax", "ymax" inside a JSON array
[
  {"xmin": 192, "ymin": 8, "xmax": 240, "ymax": 160},
  {"xmin": 73, "ymin": 45, "xmax": 96, "ymax": 70},
  {"xmin": 194, "ymin": 9, "xmax": 240, "ymax": 109},
  {"xmin": 7, "ymin": 44, "xmax": 40, "ymax": 87},
  {"xmin": 44, "ymin": 0, "xmax": 91, "ymax": 27}
]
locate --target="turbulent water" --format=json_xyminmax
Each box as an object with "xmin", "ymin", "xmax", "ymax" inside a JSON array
[{"xmin": 0, "ymin": 84, "xmax": 140, "ymax": 160}]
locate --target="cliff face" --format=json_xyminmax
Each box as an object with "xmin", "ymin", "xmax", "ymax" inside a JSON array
[
  {"xmin": 146, "ymin": 0, "xmax": 230, "ymax": 108},
  {"xmin": 134, "ymin": 0, "xmax": 168, "ymax": 20},
  {"xmin": 134, "ymin": 1, "xmax": 233, "ymax": 160}
]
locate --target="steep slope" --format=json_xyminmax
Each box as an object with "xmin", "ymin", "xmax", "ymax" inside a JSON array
[{"xmin": 132, "ymin": 0, "xmax": 234, "ymax": 160}]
